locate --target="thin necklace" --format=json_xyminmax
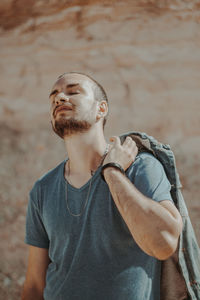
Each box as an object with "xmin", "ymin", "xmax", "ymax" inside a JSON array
[{"xmin": 65, "ymin": 144, "xmax": 110, "ymax": 217}]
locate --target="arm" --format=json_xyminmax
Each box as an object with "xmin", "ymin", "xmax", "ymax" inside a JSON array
[
  {"xmin": 21, "ymin": 245, "xmax": 50, "ymax": 300},
  {"xmin": 103, "ymin": 136, "xmax": 183, "ymax": 260}
]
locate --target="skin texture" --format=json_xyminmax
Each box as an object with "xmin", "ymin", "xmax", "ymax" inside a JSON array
[
  {"xmin": 21, "ymin": 246, "xmax": 50, "ymax": 300},
  {"xmin": 22, "ymin": 73, "xmax": 183, "ymax": 299}
]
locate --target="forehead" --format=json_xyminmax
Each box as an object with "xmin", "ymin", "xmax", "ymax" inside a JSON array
[{"xmin": 51, "ymin": 73, "xmax": 94, "ymax": 90}]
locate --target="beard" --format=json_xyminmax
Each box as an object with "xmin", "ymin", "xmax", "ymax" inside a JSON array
[{"xmin": 51, "ymin": 117, "xmax": 92, "ymax": 139}]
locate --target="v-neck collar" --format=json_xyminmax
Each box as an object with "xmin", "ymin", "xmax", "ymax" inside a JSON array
[{"xmin": 61, "ymin": 158, "xmax": 102, "ymax": 192}]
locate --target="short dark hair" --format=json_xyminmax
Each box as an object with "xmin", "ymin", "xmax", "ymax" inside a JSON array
[{"xmin": 58, "ymin": 72, "xmax": 109, "ymax": 129}]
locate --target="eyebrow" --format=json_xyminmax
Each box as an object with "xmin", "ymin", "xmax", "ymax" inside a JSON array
[{"xmin": 49, "ymin": 83, "xmax": 81, "ymax": 98}]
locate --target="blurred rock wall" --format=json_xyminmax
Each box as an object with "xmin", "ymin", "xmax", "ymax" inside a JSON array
[{"xmin": 0, "ymin": 1, "xmax": 200, "ymax": 299}]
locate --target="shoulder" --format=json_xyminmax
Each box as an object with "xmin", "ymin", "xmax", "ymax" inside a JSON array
[
  {"xmin": 127, "ymin": 151, "xmax": 173, "ymax": 202},
  {"xmin": 31, "ymin": 160, "xmax": 66, "ymax": 194},
  {"xmin": 126, "ymin": 151, "xmax": 168, "ymax": 184},
  {"xmin": 127, "ymin": 151, "xmax": 164, "ymax": 175}
]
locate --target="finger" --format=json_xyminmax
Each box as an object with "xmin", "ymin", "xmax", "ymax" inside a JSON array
[
  {"xmin": 123, "ymin": 136, "xmax": 133, "ymax": 146},
  {"xmin": 134, "ymin": 145, "xmax": 138, "ymax": 156},
  {"xmin": 110, "ymin": 136, "xmax": 121, "ymax": 147}
]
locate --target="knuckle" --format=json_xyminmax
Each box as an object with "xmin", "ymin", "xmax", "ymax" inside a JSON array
[{"xmin": 127, "ymin": 152, "xmax": 132, "ymax": 159}]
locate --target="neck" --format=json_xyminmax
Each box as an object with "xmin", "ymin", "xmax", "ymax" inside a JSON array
[{"xmin": 63, "ymin": 127, "xmax": 108, "ymax": 176}]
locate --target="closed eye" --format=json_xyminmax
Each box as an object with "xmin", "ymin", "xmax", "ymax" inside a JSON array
[{"xmin": 68, "ymin": 92, "xmax": 79, "ymax": 95}]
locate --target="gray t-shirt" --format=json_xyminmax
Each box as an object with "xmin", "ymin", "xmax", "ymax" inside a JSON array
[{"xmin": 25, "ymin": 152, "xmax": 173, "ymax": 300}]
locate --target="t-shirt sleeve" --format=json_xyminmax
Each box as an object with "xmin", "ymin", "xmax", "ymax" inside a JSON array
[
  {"xmin": 25, "ymin": 183, "xmax": 49, "ymax": 249},
  {"xmin": 129, "ymin": 153, "xmax": 173, "ymax": 203}
]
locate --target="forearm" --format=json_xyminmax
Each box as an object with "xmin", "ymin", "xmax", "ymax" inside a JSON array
[
  {"xmin": 104, "ymin": 167, "xmax": 181, "ymax": 260},
  {"xmin": 21, "ymin": 284, "xmax": 44, "ymax": 300}
]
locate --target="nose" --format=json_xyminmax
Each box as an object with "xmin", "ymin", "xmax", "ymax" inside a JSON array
[{"xmin": 55, "ymin": 92, "xmax": 69, "ymax": 105}]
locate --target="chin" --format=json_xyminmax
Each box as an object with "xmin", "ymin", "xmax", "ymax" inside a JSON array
[{"xmin": 52, "ymin": 117, "xmax": 92, "ymax": 139}]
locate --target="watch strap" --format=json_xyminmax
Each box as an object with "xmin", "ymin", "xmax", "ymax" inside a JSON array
[{"xmin": 101, "ymin": 162, "xmax": 125, "ymax": 182}]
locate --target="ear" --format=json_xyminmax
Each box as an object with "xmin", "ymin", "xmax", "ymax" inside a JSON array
[{"xmin": 96, "ymin": 101, "xmax": 108, "ymax": 121}]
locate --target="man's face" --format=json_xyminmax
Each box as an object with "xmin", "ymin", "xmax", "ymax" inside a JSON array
[{"xmin": 49, "ymin": 73, "xmax": 99, "ymax": 138}]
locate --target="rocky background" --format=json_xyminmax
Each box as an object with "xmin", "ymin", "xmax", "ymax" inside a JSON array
[{"xmin": 0, "ymin": 0, "xmax": 200, "ymax": 299}]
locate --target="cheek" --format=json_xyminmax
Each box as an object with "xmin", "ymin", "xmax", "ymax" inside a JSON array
[
  {"xmin": 50, "ymin": 102, "xmax": 54, "ymax": 113},
  {"xmin": 50, "ymin": 116, "xmax": 55, "ymax": 127},
  {"xmin": 75, "ymin": 105, "xmax": 88, "ymax": 120},
  {"xmin": 75, "ymin": 102, "xmax": 96, "ymax": 121},
  {"xmin": 50, "ymin": 105, "xmax": 56, "ymax": 122},
  {"xmin": 50, "ymin": 108, "xmax": 54, "ymax": 119},
  {"xmin": 76, "ymin": 96, "xmax": 93, "ymax": 112}
]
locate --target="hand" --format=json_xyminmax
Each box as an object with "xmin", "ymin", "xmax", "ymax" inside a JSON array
[{"xmin": 103, "ymin": 136, "xmax": 138, "ymax": 171}]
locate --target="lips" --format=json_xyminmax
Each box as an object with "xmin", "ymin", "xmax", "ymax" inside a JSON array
[{"xmin": 54, "ymin": 105, "xmax": 73, "ymax": 117}]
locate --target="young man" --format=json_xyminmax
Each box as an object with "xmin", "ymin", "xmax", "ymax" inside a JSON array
[{"xmin": 22, "ymin": 72, "xmax": 183, "ymax": 300}]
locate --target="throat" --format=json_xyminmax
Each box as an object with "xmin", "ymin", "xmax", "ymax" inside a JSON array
[{"xmin": 64, "ymin": 143, "xmax": 110, "ymax": 188}]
